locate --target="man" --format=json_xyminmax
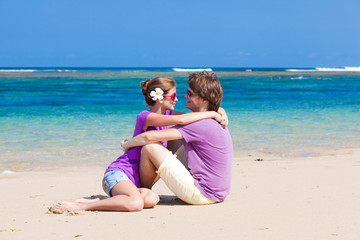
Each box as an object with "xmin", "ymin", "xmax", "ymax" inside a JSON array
[{"xmin": 122, "ymin": 71, "xmax": 233, "ymax": 204}]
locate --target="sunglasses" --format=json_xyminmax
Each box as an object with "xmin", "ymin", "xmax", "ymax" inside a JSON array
[
  {"xmin": 186, "ymin": 89, "xmax": 199, "ymax": 97},
  {"xmin": 163, "ymin": 92, "xmax": 177, "ymax": 101}
]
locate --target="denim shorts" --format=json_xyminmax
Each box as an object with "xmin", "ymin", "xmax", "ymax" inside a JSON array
[{"xmin": 102, "ymin": 170, "xmax": 131, "ymax": 196}]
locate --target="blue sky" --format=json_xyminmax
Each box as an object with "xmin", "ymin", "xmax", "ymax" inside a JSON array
[{"xmin": 0, "ymin": 0, "xmax": 359, "ymax": 68}]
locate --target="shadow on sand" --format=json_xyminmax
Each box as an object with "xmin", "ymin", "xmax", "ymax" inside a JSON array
[{"xmin": 80, "ymin": 194, "xmax": 187, "ymax": 206}]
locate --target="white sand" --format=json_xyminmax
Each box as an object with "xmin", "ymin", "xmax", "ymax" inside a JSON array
[{"xmin": 1, "ymin": 149, "xmax": 359, "ymax": 240}]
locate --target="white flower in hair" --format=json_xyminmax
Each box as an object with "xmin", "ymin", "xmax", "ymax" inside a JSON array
[{"xmin": 150, "ymin": 88, "xmax": 164, "ymax": 101}]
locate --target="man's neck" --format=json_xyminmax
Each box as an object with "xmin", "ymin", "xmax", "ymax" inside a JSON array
[{"xmin": 193, "ymin": 106, "xmax": 209, "ymax": 112}]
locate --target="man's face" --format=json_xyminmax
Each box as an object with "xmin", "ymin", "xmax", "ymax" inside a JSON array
[{"xmin": 184, "ymin": 88, "xmax": 202, "ymax": 112}]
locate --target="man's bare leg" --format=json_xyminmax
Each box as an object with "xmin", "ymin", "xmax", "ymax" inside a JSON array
[
  {"xmin": 167, "ymin": 139, "xmax": 188, "ymax": 168},
  {"xmin": 167, "ymin": 139, "xmax": 184, "ymax": 153}
]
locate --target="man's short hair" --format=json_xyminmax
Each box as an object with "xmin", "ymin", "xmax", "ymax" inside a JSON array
[{"xmin": 188, "ymin": 71, "xmax": 223, "ymax": 111}]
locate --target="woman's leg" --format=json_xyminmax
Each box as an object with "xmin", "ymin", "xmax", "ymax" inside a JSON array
[
  {"xmin": 139, "ymin": 143, "xmax": 172, "ymax": 188},
  {"xmin": 139, "ymin": 188, "xmax": 160, "ymax": 208},
  {"xmin": 55, "ymin": 181, "xmax": 149, "ymax": 212},
  {"xmin": 139, "ymin": 149, "xmax": 159, "ymax": 189}
]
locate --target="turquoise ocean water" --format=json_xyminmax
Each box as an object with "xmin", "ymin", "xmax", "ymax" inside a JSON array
[{"xmin": 1, "ymin": 67, "xmax": 360, "ymax": 171}]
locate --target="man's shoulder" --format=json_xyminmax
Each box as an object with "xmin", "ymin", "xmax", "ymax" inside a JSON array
[
  {"xmin": 194, "ymin": 118, "xmax": 231, "ymax": 136},
  {"xmin": 177, "ymin": 118, "xmax": 232, "ymax": 147},
  {"xmin": 176, "ymin": 118, "xmax": 224, "ymax": 133},
  {"xmin": 195, "ymin": 118, "xmax": 221, "ymax": 127},
  {"xmin": 176, "ymin": 118, "xmax": 212, "ymax": 128}
]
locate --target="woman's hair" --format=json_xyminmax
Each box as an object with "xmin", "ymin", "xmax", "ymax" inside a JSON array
[
  {"xmin": 140, "ymin": 77, "xmax": 176, "ymax": 106},
  {"xmin": 188, "ymin": 71, "xmax": 223, "ymax": 111}
]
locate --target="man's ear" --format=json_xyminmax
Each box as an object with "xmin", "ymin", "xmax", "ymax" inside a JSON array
[{"xmin": 202, "ymin": 98, "xmax": 209, "ymax": 107}]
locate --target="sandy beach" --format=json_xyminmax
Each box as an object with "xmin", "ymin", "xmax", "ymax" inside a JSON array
[
  {"xmin": 1, "ymin": 149, "xmax": 359, "ymax": 240},
  {"xmin": 2, "ymin": 0, "xmax": 359, "ymax": 237}
]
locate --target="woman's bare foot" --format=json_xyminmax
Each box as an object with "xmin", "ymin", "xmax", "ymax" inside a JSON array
[
  {"xmin": 75, "ymin": 198, "xmax": 100, "ymax": 204},
  {"xmin": 55, "ymin": 201, "xmax": 85, "ymax": 212}
]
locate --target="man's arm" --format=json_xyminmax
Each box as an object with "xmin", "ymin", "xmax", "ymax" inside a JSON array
[{"xmin": 121, "ymin": 128, "xmax": 183, "ymax": 153}]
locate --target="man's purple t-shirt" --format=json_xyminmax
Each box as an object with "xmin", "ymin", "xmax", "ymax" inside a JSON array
[
  {"xmin": 106, "ymin": 110, "xmax": 171, "ymax": 187},
  {"xmin": 176, "ymin": 119, "xmax": 233, "ymax": 202}
]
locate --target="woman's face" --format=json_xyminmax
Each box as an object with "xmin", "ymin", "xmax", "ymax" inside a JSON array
[{"xmin": 162, "ymin": 87, "xmax": 178, "ymax": 111}]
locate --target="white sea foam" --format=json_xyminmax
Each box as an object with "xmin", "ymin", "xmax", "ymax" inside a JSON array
[
  {"xmin": 286, "ymin": 69, "xmax": 316, "ymax": 72},
  {"xmin": 291, "ymin": 76, "xmax": 306, "ymax": 80},
  {"xmin": 0, "ymin": 69, "xmax": 77, "ymax": 73},
  {"xmin": 287, "ymin": 67, "xmax": 360, "ymax": 72},
  {"xmin": 56, "ymin": 69, "xmax": 74, "ymax": 72},
  {"xmin": 316, "ymin": 67, "xmax": 360, "ymax": 72},
  {"xmin": 173, "ymin": 68, "xmax": 213, "ymax": 72},
  {"xmin": 0, "ymin": 69, "xmax": 36, "ymax": 72}
]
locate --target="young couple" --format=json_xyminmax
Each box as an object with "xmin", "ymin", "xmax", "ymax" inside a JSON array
[{"xmin": 55, "ymin": 71, "xmax": 233, "ymax": 212}]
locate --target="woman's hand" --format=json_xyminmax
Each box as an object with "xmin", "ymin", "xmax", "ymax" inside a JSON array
[
  {"xmin": 214, "ymin": 112, "xmax": 222, "ymax": 123},
  {"xmin": 217, "ymin": 107, "xmax": 229, "ymax": 129}
]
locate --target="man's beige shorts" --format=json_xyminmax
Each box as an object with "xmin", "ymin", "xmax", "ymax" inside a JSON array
[{"xmin": 157, "ymin": 151, "xmax": 216, "ymax": 205}]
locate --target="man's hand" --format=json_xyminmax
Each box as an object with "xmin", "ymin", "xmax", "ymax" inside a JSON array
[{"xmin": 121, "ymin": 139, "xmax": 129, "ymax": 153}]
